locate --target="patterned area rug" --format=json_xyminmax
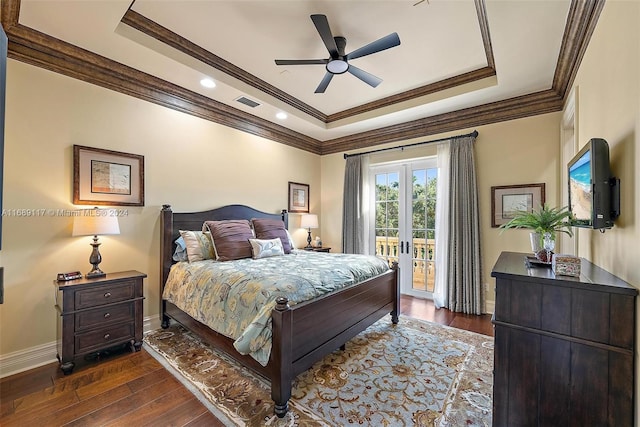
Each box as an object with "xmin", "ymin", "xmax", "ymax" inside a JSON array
[{"xmin": 144, "ymin": 317, "xmax": 493, "ymax": 426}]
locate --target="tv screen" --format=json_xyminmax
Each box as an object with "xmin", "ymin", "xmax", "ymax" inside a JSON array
[
  {"xmin": 568, "ymin": 150, "xmax": 592, "ymax": 222},
  {"xmin": 567, "ymin": 138, "xmax": 618, "ymax": 229}
]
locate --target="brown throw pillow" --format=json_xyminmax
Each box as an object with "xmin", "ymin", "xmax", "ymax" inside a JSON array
[
  {"xmin": 203, "ymin": 220, "xmax": 253, "ymax": 261},
  {"xmin": 251, "ymin": 218, "xmax": 292, "ymax": 254}
]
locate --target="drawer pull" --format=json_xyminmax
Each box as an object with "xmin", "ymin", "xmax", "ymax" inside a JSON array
[
  {"xmin": 104, "ymin": 292, "xmax": 112, "ymax": 298},
  {"xmin": 104, "ymin": 333, "xmax": 110, "ymax": 340},
  {"xmin": 104, "ymin": 312, "xmax": 111, "ymax": 319}
]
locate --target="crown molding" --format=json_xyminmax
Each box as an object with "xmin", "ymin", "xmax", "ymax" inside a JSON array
[
  {"xmin": 552, "ymin": 0, "xmax": 605, "ymax": 98},
  {"xmin": 320, "ymin": 89, "xmax": 564, "ymax": 155},
  {"xmin": 1, "ymin": 0, "xmax": 602, "ymax": 156}
]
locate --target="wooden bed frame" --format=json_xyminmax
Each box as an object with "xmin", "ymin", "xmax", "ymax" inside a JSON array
[{"xmin": 160, "ymin": 204, "xmax": 399, "ymax": 417}]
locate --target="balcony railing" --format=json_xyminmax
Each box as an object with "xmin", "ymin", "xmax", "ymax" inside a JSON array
[{"xmin": 375, "ymin": 236, "xmax": 435, "ymax": 292}]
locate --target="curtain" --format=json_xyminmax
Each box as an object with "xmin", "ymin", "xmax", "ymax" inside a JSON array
[
  {"xmin": 342, "ymin": 155, "xmax": 367, "ymax": 254},
  {"xmin": 435, "ymin": 136, "xmax": 484, "ymax": 314},
  {"xmin": 433, "ymin": 142, "xmax": 451, "ymax": 308}
]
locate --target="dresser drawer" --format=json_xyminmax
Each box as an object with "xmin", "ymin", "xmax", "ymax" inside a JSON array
[
  {"xmin": 75, "ymin": 322, "xmax": 135, "ymax": 354},
  {"xmin": 74, "ymin": 281, "xmax": 137, "ymax": 309},
  {"xmin": 75, "ymin": 302, "xmax": 135, "ymax": 332}
]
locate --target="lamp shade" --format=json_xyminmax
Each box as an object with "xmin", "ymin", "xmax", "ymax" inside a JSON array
[
  {"xmin": 72, "ymin": 210, "xmax": 120, "ymax": 236},
  {"xmin": 300, "ymin": 214, "xmax": 318, "ymax": 229}
]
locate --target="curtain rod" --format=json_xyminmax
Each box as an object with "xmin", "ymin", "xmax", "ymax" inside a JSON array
[{"xmin": 343, "ymin": 130, "xmax": 478, "ymax": 159}]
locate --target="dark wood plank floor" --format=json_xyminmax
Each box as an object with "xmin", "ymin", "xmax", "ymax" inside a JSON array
[{"xmin": 0, "ymin": 296, "xmax": 493, "ymax": 426}]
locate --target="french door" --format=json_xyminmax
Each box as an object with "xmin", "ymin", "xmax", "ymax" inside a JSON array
[{"xmin": 370, "ymin": 159, "xmax": 438, "ymax": 298}]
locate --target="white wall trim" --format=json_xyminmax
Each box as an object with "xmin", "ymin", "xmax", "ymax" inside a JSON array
[
  {"xmin": 485, "ymin": 300, "xmax": 495, "ymax": 315},
  {"xmin": 0, "ymin": 315, "xmax": 162, "ymax": 378},
  {"xmin": 0, "ymin": 341, "xmax": 58, "ymax": 378},
  {"xmin": 145, "ymin": 314, "xmax": 162, "ymax": 332}
]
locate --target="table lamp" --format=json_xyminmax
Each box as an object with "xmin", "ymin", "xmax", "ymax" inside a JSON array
[
  {"xmin": 72, "ymin": 208, "xmax": 120, "ymax": 278},
  {"xmin": 300, "ymin": 214, "xmax": 318, "ymax": 249}
]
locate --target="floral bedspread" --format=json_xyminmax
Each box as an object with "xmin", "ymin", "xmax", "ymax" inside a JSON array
[{"xmin": 162, "ymin": 250, "xmax": 390, "ymax": 366}]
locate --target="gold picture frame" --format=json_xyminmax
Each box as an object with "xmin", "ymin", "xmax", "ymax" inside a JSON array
[
  {"xmin": 491, "ymin": 183, "xmax": 545, "ymax": 228},
  {"xmin": 288, "ymin": 182, "xmax": 309, "ymax": 213},
  {"xmin": 73, "ymin": 145, "xmax": 144, "ymax": 206}
]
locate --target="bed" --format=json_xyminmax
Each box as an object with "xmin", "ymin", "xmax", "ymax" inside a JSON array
[{"xmin": 159, "ymin": 204, "xmax": 399, "ymax": 417}]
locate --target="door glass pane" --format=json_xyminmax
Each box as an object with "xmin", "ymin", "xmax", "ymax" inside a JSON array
[
  {"xmin": 412, "ymin": 167, "xmax": 437, "ymax": 293},
  {"xmin": 413, "ymin": 201, "xmax": 425, "ymax": 229},
  {"xmin": 426, "ymin": 169, "xmax": 437, "ymax": 230},
  {"xmin": 375, "ymin": 172, "xmax": 400, "ymax": 268},
  {"xmin": 375, "ymin": 174, "xmax": 387, "ymax": 201}
]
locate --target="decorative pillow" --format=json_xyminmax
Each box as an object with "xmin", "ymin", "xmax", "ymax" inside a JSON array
[
  {"xmin": 249, "ymin": 238, "xmax": 285, "ymax": 259},
  {"xmin": 203, "ymin": 220, "xmax": 253, "ymax": 261},
  {"xmin": 251, "ymin": 218, "xmax": 292, "ymax": 254},
  {"xmin": 179, "ymin": 230, "xmax": 215, "ymax": 262},
  {"xmin": 172, "ymin": 236, "xmax": 188, "ymax": 262}
]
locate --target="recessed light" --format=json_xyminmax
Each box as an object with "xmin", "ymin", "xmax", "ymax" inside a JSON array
[
  {"xmin": 200, "ymin": 78, "xmax": 216, "ymax": 88},
  {"xmin": 276, "ymin": 112, "xmax": 288, "ymax": 120}
]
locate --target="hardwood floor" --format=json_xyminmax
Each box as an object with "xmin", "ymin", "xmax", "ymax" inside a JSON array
[
  {"xmin": 0, "ymin": 296, "xmax": 493, "ymax": 426},
  {"xmin": 400, "ymin": 295, "xmax": 494, "ymax": 336}
]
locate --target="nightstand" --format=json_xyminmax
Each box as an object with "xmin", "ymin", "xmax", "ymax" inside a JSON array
[
  {"xmin": 304, "ymin": 247, "xmax": 331, "ymax": 253},
  {"xmin": 54, "ymin": 270, "xmax": 146, "ymax": 374}
]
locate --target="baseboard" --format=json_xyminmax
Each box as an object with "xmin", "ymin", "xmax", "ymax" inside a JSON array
[
  {"xmin": 145, "ymin": 314, "xmax": 162, "ymax": 332},
  {"xmin": 0, "ymin": 341, "xmax": 58, "ymax": 378},
  {"xmin": 0, "ymin": 315, "xmax": 162, "ymax": 379},
  {"xmin": 485, "ymin": 300, "xmax": 495, "ymax": 314}
]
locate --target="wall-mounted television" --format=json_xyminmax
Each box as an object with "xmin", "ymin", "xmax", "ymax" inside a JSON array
[{"xmin": 568, "ymin": 138, "xmax": 620, "ymax": 230}]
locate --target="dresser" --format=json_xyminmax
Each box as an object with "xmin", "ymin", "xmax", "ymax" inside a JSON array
[
  {"xmin": 55, "ymin": 270, "xmax": 146, "ymax": 374},
  {"xmin": 491, "ymin": 252, "xmax": 637, "ymax": 426}
]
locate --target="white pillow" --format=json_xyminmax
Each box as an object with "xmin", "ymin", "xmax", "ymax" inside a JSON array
[
  {"xmin": 249, "ymin": 237, "xmax": 285, "ymax": 259},
  {"xmin": 285, "ymin": 229, "xmax": 296, "ymax": 250}
]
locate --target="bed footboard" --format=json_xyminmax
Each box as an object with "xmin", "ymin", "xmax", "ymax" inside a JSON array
[{"xmin": 269, "ymin": 263, "xmax": 399, "ymax": 417}]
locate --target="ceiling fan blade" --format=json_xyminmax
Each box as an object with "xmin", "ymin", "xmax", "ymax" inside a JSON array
[
  {"xmin": 347, "ymin": 64, "xmax": 382, "ymax": 88},
  {"xmin": 345, "ymin": 32, "xmax": 400, "ymax": 61},
  {"xmin": 275, "ymin": 59, "xmax": 329, "ymax": 66},
  {"xmin": 315, "ymin": 72, "xmax": 334, "ymax": 93},
  {"xmin": 311, "ymin": 14, "xmax": 339, "ymax": 59}
]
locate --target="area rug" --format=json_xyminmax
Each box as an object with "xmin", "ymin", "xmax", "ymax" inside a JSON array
[{"xmin": 144, "ymin": 317, "xmax": 493, "ymax": 426}]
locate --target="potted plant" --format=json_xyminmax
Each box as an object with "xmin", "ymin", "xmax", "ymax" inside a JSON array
[{"xmin": 499, "ymin": 204, "xmax": 574, "ymax": 259}]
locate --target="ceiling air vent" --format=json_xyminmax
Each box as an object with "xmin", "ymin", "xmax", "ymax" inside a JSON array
[{"xmin": 235, "ymin": 96, "xmax": 260, "ymax": 108}]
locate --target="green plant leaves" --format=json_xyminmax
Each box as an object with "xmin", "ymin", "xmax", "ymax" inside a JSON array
[{"xmin": 499, "ymin": 204, "xmax": 574, "ymax": 237}]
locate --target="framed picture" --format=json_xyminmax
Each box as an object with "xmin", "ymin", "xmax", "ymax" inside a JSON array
[
  {"xmin": 73, "ymin": 145, "xmax": 145, "ymax": 206},
  {"xmin": 288, "ymin": 182, "xmax": 309, "ymax": 213},
  {"xmin": 491, "ymin": 183, "xmax": 545, "ymax": 227}
]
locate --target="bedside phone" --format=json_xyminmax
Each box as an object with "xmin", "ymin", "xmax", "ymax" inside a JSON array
[{"xmin": 57, "ymin": 271, "xmax": 83, "ymax": 281}]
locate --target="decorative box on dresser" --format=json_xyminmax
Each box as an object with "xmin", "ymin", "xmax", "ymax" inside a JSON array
[
  {"xmin": 491, "ymin": 252, "xmax": 637, "ymax": 427},
  {"xmin": 54, "ymin": 270, "xmax": 146, "ymax": 374}
]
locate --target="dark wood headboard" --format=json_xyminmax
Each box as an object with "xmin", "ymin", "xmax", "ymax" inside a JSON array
[{"xmin": 159, "ymin": 204, "xmax": 288, "ymax": 302}]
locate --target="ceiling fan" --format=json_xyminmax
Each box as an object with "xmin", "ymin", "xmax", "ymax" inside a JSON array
[{"xmin": 275, "ymin": 14, "xmax": 401, "ymax": 93}]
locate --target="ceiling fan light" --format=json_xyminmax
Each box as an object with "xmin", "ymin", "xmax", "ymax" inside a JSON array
[{"xmin": 326, "ymin": 60, "xmax": 348, "ymax": 74}]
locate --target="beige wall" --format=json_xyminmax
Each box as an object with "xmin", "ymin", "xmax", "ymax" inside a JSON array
[
  {"xmin": 570, "ymin": 0, "xmax": 639, "ymax": 284},
  {"xmin": 0, "ymin": 61, "xmax": 320, "ymax": 355},
  {"xmin": 321, "ymin": 113, "xmax": 562, "ymax": 310},
  {"xmin": 567, "ymin": 1, "xmax": 640, "ymax": 421}
]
